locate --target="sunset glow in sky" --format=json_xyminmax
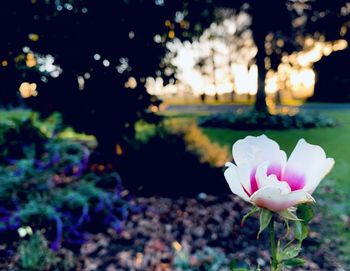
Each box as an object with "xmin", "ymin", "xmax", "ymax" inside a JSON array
[{"xmin": 146, "ymin": 13, "xmax": 348, "ymax": 99}]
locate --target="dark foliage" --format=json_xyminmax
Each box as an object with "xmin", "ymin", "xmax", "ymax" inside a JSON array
[
  {"xmin": 0, "ymin": 110, "xmax": 135, "ymax": 254},
  {"xmin": 311, "ymin": 49, "xmax": 350, "ymax": 102},
  {"xmin": 0, "ymin": 0, "xmax": 175, "ymax": 160},
  {"xmin": 198, "ymin": 110, "xmax": 336, "ymax": 130},
  {"xmin": 118, "ymin": 128, "xmax": 228, "ymax": 197},
  {"xmin": 1, "ymin": 0, "xmax": 348, "ymax": 161}
]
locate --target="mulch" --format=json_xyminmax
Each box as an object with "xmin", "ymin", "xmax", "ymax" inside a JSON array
[{"xmin": 76, "ymin": 194, "xmax": 346, "ymax": 271}]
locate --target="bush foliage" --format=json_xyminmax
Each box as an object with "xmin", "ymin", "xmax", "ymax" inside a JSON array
[
  {"xmin": 119, "ymin": 120, "xmax": 229, "ymax": 196},
  {"xmin": 198, "ymin": 110, "xmax": 336, "ymax": 130},
  {"xmin": 0, "ymin": 109, "xmax": 134, "ymax": 254}
]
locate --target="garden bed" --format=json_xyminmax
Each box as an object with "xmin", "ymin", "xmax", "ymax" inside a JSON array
[
  {"xmin": 0, "ymin": 109, "xmax": 348, "ymax": 270},
  {"xmin": 48, "ymin": 195, "xmax": 346, "ymax": 270},
  {"xmin": 198, "ymin": 110, "xmax": 336, "ymax": 130}
]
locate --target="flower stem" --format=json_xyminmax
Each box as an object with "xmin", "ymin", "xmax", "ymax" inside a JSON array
[{"xmin": 269, "ymin": 216, "xmax": 278, "ymax": 270}]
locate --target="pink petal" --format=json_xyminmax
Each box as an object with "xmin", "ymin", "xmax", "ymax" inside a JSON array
[
  {"xmin": 224, "ymin": 162, "xmax": 250, "ymax": 201},
  {"xmin": 255, "ymin": 163, "xmax": 291, "ymax": 193},
  {"xmin": 249, "ymin": 170, "xmax": 259, "ymax": 195},
  {"xmin": 232, "ymin": 135, "xmax": 287, "ymax": 171},
  {"xmin": 267, "ymin": 163, "xmax": 283, "ymax": 181},
  {"xmin": 282, "ymin": 169, "xmax": 306, "ymax": 191},
  {"xmin": 283, "ymin": 139, "xmax": 334, "ymax": 194},
  {"xmin": 249, "ymin": 163, "xmax": 284, "ymax": 195},
  {"xmin": 303, "ymin": 158, "xmax": 335, "ymax": 194},
  {"xmin": 250, "ymin": 186, "xmax": 315, "ymax": 212}
]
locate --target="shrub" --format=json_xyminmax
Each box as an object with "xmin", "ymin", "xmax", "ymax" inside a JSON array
[
  {"xmin": 167, "ymin": 120, "xmax": 229, "ymax": 167},
  {"xmin": 119, "ymin": 121, "xmax": 229, "ymax": 196},
  {"xmin": 1, "ymin": 1, "xmax": 173, "ymax": 161},
  {"xmin": 18, "ymin": 231, "xmax": 59, "ymax": 271},
  {"xmin": 173, "ymin": 246, "xmax": 231, "ymax": 271},
  {"xmin": 0, "ymin": 109, "xmax": 46, "ymax": 162},
  {"xmin": 0, "ymin": 109, "xmax": 134, "ymax": 251},
  {"xmin": 198, "ymin": 110, "xmax": 336, "ymax": 130},
  {"xmin": 17, "ymin": 230, "xmax": 76, "ymax": 271}
]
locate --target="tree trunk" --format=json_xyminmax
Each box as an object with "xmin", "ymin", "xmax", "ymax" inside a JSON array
[
  {"xmin": 249, "ymin": 0, "xmax": 288, "ymax": 114},
  {"xmin": 254, "ymin": 39, "xmax": 268, "ymax": 113}
]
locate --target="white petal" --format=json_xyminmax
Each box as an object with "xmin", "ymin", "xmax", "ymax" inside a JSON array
[
  {"xmin": 250, "ymin": 186, "xmax": 315, "ymax": 212},
  {"xmin": 303, "ymin": 158, "xmax": 335, "ymax": 194},
  {"xmin": 224, "ymin": 163, "xmax": 250, "ymax": 201},
  {"xmin": 232, "ymin": 135, "xmax": 286, "ymax": 178},
  {"xmin": 283, "ymin": 139, "xmax": 334, "ymax": 193},
  {"xmin": 255, "ymin": 162, "xmax": 291, "ymax": 194}
]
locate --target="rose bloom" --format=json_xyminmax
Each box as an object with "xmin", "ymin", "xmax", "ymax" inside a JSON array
[{"xmin": 224, "ymin": 135, "xmax": 334, "ymax": 212}]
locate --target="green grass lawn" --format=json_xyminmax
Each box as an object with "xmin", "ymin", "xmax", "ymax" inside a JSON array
[
  {"xmin": 161, "ymin": 108, "xmax": 350, "ymax": 265},
  {"xmin": 162, "ymin": 110, "xmax": 350, "ymax": 189},
  {"xmin": 162, "ymin": 110, "xmax": 350, "ymax": 206}
]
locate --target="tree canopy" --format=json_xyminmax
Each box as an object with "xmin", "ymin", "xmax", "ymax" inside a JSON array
[{"xmin": 1, "ymin": 0, "xmax": 350, "ymax": 160}]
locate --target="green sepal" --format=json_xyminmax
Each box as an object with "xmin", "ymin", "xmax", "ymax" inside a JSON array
[
  {"xmin": 282, "ymin": 218, "xmax": 290, "ymax": 239},
  {"xmin": 257, "ymin": 208, "xmax": 272, "ymax": 238},
  {"xmin": 278, "ymin": 209, "xmax": 301, "ymax": 221},
  {"xmin": 241, "ymin": 206, "xmax": 259, "ymax": 226}
]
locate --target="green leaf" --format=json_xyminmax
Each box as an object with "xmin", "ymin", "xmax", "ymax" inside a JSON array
[
  {"xmin": 293, "ymin": 221, "xmax": 302, "ymax": 241},
  {"xmin": 241, "ymin": 206, "xmax": 259, "ymax": 226},
  {"xmin": 278, "ymin": 209, "xmax": 301, "ymax": 221},
  {"xmin": 282, "ymin": 244, "xmax": 301, "ymax": 260},
  {"xmin": 297, "ymin": 203, "xmax": 314, "ymax": 224},
  {"xmin": 229, "ymin": 259, "xmax": 250, "ymax": 271},
  {"xmin": 293, "ymin": 221, "xmax": 308, "ymax": 242},
  {"xmin": 282, "ymin": 218, "xmax": 290, "ymax": 238},
  {"xmin": 276, "ymin": 239, "xmax": 283, "ymax": 262},
  {"xmin": 258, "ymin": 209, "xmax": 272, "ymax": 238},
  {"xmin": 283, "ymin": 257, "xmax": 306, "ymax": 267}
]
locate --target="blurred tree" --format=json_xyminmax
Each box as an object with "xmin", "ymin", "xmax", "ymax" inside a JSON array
[
  {"xmin": 163, "ymin": 1, "xmax": 293, "ymax": 112},
  {"xmin": 166, "ymin": 0, "xmax": 350, "ymax": 110},
  {"xmin": 1, "ymin": 0, "xmax": 350, "ymax": 158},
  {"xmin": 312, "ymin": 49, "xmax": 350, "ymax": 102},
  {"xmin": 246, "ymin": 0, "xmax": 350, "ymax": 108},
  {"xmin": 189, "ymin": 8, "xmax": 256, "ymax": 103},
  {"xmin": 305, "ymin": 0, "xmax": 350, "ymax": 102},
  {"xmin": 0, "ymin": 0, "xmax": 183, "ymax": 160},
  {"xmin": 249, "ymin": 0, "xmax": 292, "ymax": 112}
]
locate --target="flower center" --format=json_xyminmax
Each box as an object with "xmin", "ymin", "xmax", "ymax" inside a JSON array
[
  {"xmin": 245, "ymin": 165, "xmax": 305, "ymax": 196},
  {"xmin": 248, "ymin": 164, "xmax": 283, "ymax": 196}
]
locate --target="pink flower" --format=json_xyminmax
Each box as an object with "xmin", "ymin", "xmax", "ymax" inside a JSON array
[{"xmin": 224, "ymin": 135, "xmax": 334, "ymax": 212}]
